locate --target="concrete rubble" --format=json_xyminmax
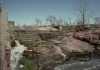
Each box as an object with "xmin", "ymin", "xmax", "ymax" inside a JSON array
[
  {"xmin": 22, "ymin": 30, "xmax": 100, "ymax": 70},
  {"xmin": 23, "ymin": 30, "xmax": 99, "ymax": 70}
]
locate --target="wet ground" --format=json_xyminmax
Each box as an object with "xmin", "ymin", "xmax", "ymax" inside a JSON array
[{"xmin": 55, "ymin": 58, "xmax": 100, "ymax": 70}]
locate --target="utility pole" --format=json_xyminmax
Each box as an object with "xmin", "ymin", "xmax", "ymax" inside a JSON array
[
  {"xmin": 80, "ymin": 0, "xmax": 87, "ymax": 25},
  {"xmin": 75, "ymin": 0, "xmax": 88, "ymax": 31}
]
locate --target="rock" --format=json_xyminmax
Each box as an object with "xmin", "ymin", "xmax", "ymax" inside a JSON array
[
  {"xmin": 32, "ymin": 46, "xmax": 66, "ymax": 70},
  {"xmin": 28, "ymin": 31, "xmax": 98, "ymax": 70},
  {"xmin": 73, "ymin": 31, "xmax": 100, "ymax": 45},
  {"xmin": 60, "ymin": 37, "xmax": 94, "ymax": 53}
]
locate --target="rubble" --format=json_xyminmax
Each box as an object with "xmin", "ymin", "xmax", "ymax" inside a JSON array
[
  {"xmin": 23, "ymin": 29, "xmax": 100, "ymax": 70},
  {"xmin": 73, "ymin": 31, "xmax": 100, "ymax": 45}
]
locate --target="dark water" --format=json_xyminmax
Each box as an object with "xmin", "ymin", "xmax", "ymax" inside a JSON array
[{"xmin": 55, "ymin": 58, "xmax": 100, "ymax": 70}]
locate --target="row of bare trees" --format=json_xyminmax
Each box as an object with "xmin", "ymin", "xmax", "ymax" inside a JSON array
[{"xmin": 34, "ymin": 16, "xmax": 70, "ymax": 27}]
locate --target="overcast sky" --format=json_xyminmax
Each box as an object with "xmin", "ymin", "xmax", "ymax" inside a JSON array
[{"xmin": 4, "ymin": 0, "xmax": 100, "ymax": 25}]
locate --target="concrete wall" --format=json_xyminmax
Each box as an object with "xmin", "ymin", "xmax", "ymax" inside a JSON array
[
  {"xmin": 14, "ymin": 29, "xmax": 41, "ymax": 47},
  {"xmin": 0, "ymin": 6, "xmax": 10, "ymax": 70}
]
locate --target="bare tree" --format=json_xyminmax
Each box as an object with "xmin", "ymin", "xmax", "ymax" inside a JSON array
[
  {"xmin": 57, "ymin": 18, "xmax": 64, "ymax": 26},
  {"xmin": 64, "ymin": 21, "xmax": 69, "ymax": 26},
  {"xmin": 46, "ymin": 16, "xmax": 57, "ymax": 26},
  {"xmin": 35, "ymin": 18, "xmax": 42, "ymax": 26}
]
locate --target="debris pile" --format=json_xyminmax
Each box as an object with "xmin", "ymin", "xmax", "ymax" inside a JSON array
[{"xmin": 23, "ymin": 30, "xmax": 100, "ymax": 70}]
